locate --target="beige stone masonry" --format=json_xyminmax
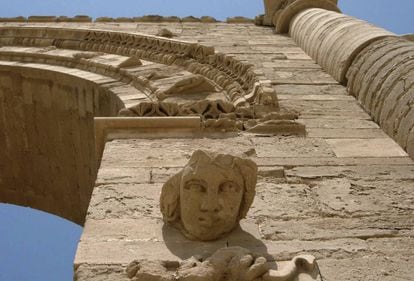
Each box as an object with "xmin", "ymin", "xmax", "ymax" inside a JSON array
[
  {"xmin": 0, "ymin": 62, "xmax": 122, "ymax": 224},
  {"xmin": 0, "ymin": 20, "xmax": 412, "ymax": 281}
]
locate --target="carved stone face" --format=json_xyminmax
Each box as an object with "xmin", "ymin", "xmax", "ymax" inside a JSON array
[
  {"xmin": 160, "ymin": 150, "xmax": 257, "ymax": 241},
  {"xmin": 180, "ymin": 161, "xmax": 245, "ymax": 241}
]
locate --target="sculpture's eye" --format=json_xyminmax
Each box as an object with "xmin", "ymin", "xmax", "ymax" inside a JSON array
[
  {"xmin": 219, "ymin": 181, "xmax": 240, "ymax": 193},
  {"xmin": 184, "ymin": 181, "xmax": 207, "ymax": 193}
]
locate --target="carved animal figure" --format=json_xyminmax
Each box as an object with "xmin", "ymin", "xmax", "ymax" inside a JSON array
[{"xmin": 127, "ymin": 246, "xmax": 320, "ymax": 281}]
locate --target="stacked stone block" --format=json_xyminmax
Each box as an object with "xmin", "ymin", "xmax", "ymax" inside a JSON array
[{"xmin": 0, "ymin": 64, "xmax": 123, "ymax": 224}]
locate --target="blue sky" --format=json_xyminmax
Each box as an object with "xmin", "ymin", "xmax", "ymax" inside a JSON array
[
  {"xmin": 0, "ymin": 204, "xmax": 81, "ymax": 281},
  {"xmin": 0, "ymin": 1, "xmax": 413, "ymax": 281}
]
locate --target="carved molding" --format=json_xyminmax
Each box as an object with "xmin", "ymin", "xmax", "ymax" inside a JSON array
[
  {"xmin": 120, "ymin": 100, "xmax": 236, "ymax": 119},
  {"xmin": 0, "ymin": 48, "xmax": 155, "ymax": 100},
  {"xmin": 0, "ymin": 26, "xmax": 306, "ymax": 135},
  {"xmin": 0, "ymin": 26, "xmax": 272, "ymax": 108}
]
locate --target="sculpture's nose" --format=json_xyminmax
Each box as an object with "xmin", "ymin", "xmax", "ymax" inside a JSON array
[{"xmin": 200, "ymin": 189, "xmax": 220, "ymax": 212}]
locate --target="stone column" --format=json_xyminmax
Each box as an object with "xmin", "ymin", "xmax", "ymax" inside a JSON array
[
  {"xmin": 287, "ymin": 8, "xmax": 414, "ymax": 160},
  {"xmin": 289, "ymin": 8, "xmax": 394, "ymax": 83}
]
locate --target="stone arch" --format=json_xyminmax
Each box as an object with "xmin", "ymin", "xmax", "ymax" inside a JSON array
[
  {"xmin": 0, "ymin": 62, "xmax": 124, "ymax": 225},
  {"xmin": 0, "ymin": 24, "xmax": 289, "ymax": 226},
  {"xmin": 0, "ymin": 26, "xmax": 275, "ymax": 109}
]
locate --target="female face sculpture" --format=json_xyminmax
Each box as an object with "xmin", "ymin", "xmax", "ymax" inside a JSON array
[{"xmin": 160, "ymin": 150, "xmax": 257, "ymax": 241}]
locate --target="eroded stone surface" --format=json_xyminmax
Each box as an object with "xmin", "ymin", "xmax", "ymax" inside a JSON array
[
  {"xmin": 77, "ymin": 129, "xmax": 414, "ymax": 280},
  {"xmin": 127, "ymin": 247, "xmax": 319, "ymax": 281}
]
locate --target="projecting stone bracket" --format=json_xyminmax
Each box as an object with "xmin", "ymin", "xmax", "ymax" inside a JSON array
[{"xmin": 94, "ymin": 117, "xmax": 204, "ymax": 166}]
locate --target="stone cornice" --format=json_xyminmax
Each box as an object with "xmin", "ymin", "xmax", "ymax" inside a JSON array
[
  {"xmin": 0, "ymin": 26, "xmax": 274, "ymax": 108},
  {"xmin": 0, "ymin": 15, "xmax": 255, "ymax": 24}
]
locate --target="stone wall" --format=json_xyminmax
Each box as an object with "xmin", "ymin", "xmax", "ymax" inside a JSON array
[
  {"xmin": 0, "ymin": 6, "xmax": 413, "ymax": 281},
  {"xmin": 0, "ymin": 64, "xmax": 123, "ymax": 224},
  {"xmin": 67, "ymin": 22, "xmax": 414, "ymax": 281}
]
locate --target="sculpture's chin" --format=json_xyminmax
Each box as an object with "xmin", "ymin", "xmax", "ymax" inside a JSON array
[{"xmin": 182, "ymin": 224, "xmax": 237, "ymax": 241}]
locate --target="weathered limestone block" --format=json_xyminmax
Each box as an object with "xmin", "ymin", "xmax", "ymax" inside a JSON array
[
  {"xmin": 133, "ymin": 15, "xmax": 164, "ymax": 22},
  {"xmin": 127, "ymin": 260, "xmax": 177, "ymax": 281},
  {"xmin": 203, "ymin": 117, "xmax": 241, "ymax": 132},
  {"xmin": 58, "ymin": 15, "xmax": 92, "ymax": 22},
  {"xmin": 154, "ymin": 75, "xmax": 218, "ymax": 100},
  {"xmin": 0, "ymin": 16, "xmax": 26, "ymax": 22},
  {"xmin": 181, "ymin": 16, "xmax": 201, "ymax": 23},
  {"xmin": 246, "ymin": 120, "xmax": 306, "ymax": 136},
  {"xmin": 28, "ymin": 15, "xmax": 58, "ymax": 22},
  {"xmin": 115, "ymin": 17, "xmax": 134, "ymax": 23},
  {"xmin": 156, "ymin": 28, "xmax": 175, "ymax": 38},
  {"xmin": 72, "ymin": 15, "xmax": 93, "ymax": 22},
  {"xmin": 95, "ymin": 17, "xmax": 114, "ymax": 22},
  {"xmin": 200, "ymin": 16, "xmax": 218, "ymax": 23},
  {"xmin": 226, "ymin": 17, "xmax": 254, "ymax": 24},
  {"xmin": 162, "ymin": 16, "xmax": 181, "ymax": 22},
  {"xmin": 160, "ymin": 150, "xmax": 257, "ymax": 241}
]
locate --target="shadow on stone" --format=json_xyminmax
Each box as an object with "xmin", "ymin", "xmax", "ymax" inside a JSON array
[{"xmin": 162, "ymin": 223, "xmax": 270, "ymax": 260}]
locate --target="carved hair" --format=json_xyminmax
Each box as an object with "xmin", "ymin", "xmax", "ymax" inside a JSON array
[{"xmin": 160, "ymin": 150, "xmax": 257, "ymax": 229}]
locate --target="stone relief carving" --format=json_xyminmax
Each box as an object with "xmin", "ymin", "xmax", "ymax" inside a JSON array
[
  {"xmin": 0, "ymin": 26, "xmax": 306, "ymax": 135},
  {"xmin": 119, "ymin": 100, "xmax": 235, "ymax": 119},
  {"xmin": 0, "ymin": 27, "xmax": 275, "ymax": 107},
  {"xmin": 153, "ymin": 74, "xmax": 219, "ymax": 101},
  {"xmin": 132, "ymin": 149, "xmax": 318, "ymax": 280},
  {"xmin": 160, "ymin": 150, "xmax": 257, "ymax": 241},
  {"xmin": 157, "ymin": 28, "xmax": 175, "ymax": 38},
  {"xmin": 127, "ymin": 246, "xmax": 320, "ymax": 281}
]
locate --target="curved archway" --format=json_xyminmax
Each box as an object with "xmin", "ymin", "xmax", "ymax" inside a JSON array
[
  {"xmin": 0, "ymin": 63, "xmax": 124, "ymax": 225},
  {"xmin": 0, "ymin": 24, "xmax": 285, "ymax": 226},
  {"xmin": 0, "ymin": 26, "xmax": 275, "ymax": 108}
]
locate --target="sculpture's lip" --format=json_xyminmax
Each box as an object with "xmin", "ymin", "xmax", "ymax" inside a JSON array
[{"xmin": 198, "ymin": 216, "xmax": 220, "ymax": 227}]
